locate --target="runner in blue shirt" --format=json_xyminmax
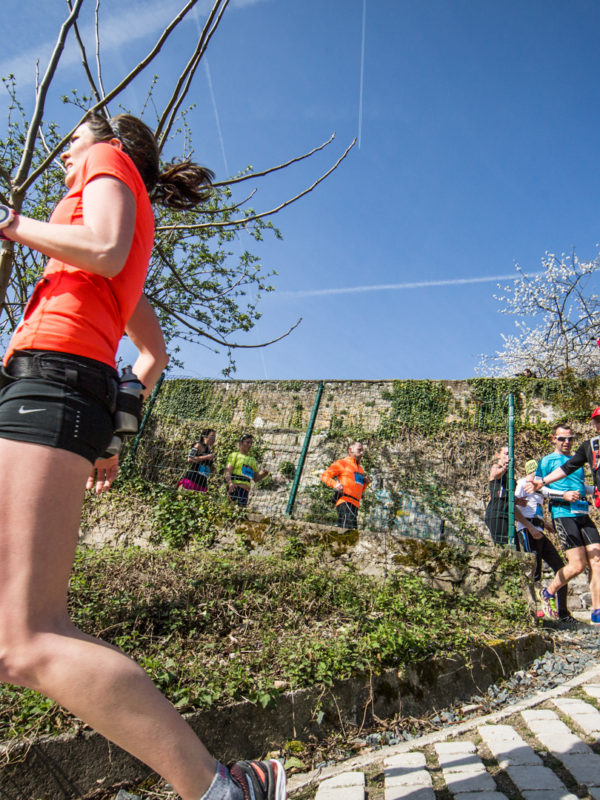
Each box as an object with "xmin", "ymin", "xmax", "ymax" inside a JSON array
[{"xmin": 530, "ymin": 422, "xmax": 599, "ymax": 625}]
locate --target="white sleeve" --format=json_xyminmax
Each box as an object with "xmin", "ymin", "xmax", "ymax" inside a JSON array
[{"xmin": 515, "ymin": 479, "xmax": 527, "ymax": 499}]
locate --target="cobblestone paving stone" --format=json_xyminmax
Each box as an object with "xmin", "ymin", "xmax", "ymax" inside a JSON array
[
  {"xmin": 381, "ymin": 753, "xmax": 435, "ymax": 800},
  {"xmin": 290, "ymin": 662, "xmax": 600, "ymax": 800}
]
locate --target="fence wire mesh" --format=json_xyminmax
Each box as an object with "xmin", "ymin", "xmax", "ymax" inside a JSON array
[{"xmin": 116, "ymin": 378, "xmax": 521, "ymax": 548}]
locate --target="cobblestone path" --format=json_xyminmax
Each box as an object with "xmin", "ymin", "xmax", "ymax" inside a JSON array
[{"xmin": 290, "ymin": 670, "xmax": 600, "ymax": 800}]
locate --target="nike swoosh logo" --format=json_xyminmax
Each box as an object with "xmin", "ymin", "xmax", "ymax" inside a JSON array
[{"xmin": 18, "ymin": 406, "xmax": 46, "ymax": 414}]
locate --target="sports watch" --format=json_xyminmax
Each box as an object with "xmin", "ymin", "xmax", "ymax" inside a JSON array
[{"xmin": 0, "ymin": 204, "xmax": 15, "ymax": 229}]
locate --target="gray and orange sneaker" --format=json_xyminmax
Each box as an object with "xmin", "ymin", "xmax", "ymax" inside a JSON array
[{"xmin": 229, "ymin": 760, "xmax": 287, "ymax": 800}]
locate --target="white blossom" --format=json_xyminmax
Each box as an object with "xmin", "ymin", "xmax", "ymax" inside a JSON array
[{"xmin": 478, "ymin": 251, "xmax": 600, "ymax": 378}]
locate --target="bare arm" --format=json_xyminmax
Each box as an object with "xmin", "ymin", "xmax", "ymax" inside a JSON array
[
  {"xmin": 514, "ymin": 507, "xmax": 543, "ymax": 539},
  {"xmin": 3, "ymin": 176, "xmax": 136, "ymax": 278},
  {"xmin": 124, "ymin": 294, "xmax": 169, "ymax": 398},
  {"xmin": 530, "ymin": 467, "xmax": 567, "ymax": 491},
  {"xmin": 187, "ymin": 452, "xmax": 214, "ymax": 463},
  {"xmin": 489, "ymin": 463, "xmax": 508, "ymax": 480}
]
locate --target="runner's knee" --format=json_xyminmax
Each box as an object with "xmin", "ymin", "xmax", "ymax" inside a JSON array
[
  {"xmin": 0, "ymin": 635, "xmax": 46, "ymax": 687},
  {"xmin": 0, "ymin": 622, "xmax": 65, "ymax": 688},
  {"xmin": 565, "ymin": 560, "xmax": 587, "ymax": 577}
]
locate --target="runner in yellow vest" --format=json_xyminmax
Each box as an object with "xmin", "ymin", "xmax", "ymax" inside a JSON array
[{"xmin": 225, "ymin": 433, "xmax": 269, "ymax": 506}]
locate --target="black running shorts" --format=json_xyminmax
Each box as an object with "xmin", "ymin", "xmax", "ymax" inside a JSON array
[
  {"xmin": 229, "ymin": 485, "xmax": 250, "ymax": 506},
  {"xmin": 0, "ymin": 352, "xmax": 117, "ymax": 464},
  {"xmin": 553, "ymin": 514, "xmax": 600, "ymax": 551}
]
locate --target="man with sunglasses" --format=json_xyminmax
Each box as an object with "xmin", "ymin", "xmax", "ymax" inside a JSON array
[
  {"xmin": 515, "ymin": 458, "xmax": 574, "ymax": 626},
  {"xmin": 530, "ymin": 419, "xmax": 600, "ymax": 625}
]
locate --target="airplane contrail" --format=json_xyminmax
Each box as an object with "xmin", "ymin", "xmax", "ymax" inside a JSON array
[
  {"xmin": 276, "ymin": 272, "xmax": 543, "ymax": 298},
  {"xmin": 203, "ymin": 56, "xmax": 229, "ymax": 175}
]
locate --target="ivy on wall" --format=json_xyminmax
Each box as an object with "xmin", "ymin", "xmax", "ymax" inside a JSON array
[
  {"xmin": 465, "ymin": 378, "xmax": 523, "ymax": 432},
  {"xmin": 466, "ymin": 375, "xmax": 600, "ymax": 430},
  {"xmin": 378, "ymin": 380, "xmax": 452, "ymax": 438},
  {"xmin": 152, "ymin": 375, "xmax": 600, "ymax": 433},
  {"xmin": 155, "ymin": 379, "xmax": 237, "ymax": 425}
]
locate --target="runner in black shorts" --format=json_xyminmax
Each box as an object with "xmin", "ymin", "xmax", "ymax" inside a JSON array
[
  {"xmin": 530, "ymin": 419, "xmax": 600, "ymax": 626},
  {"xmin": 0, "ymin": 114, "xmax": 285, "ymax": 800}
]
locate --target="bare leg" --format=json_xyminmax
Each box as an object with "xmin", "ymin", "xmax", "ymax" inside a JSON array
[
  {"xmin": 546, "ymin": 545, "xmax": 587, "ymax": 595},
  {"xmin": 0, "ymin": 439, "xmax": 216, "ymax": 800},
  {"xmin": 585, "ymin": 543, "xmax": 600, "ymax": 609}
]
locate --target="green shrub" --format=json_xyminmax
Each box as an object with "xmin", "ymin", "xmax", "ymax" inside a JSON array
[
  {"xmin": 279, "ymin": 461, "xmax": 296, "ymax": 480},
  {"xmin": 0, "ymin": 546, "xmax": 532, "ymax": 740}
]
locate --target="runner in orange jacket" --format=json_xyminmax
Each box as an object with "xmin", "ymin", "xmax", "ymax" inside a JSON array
[{"xmin": 321, "ymin": 442, "xmax": 370, "ymax": 529}]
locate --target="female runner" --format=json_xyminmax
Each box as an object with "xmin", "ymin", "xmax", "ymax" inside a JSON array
[
  {"xmin": 0, "ymin": 112, "xmax": 285, "ymax": 800},
  {"xmin": 484, "ymin": 445, "xmax": 511, "ymax": 546},
  {"xmin": 179, "ymin": 429, "xmax": 217, "ymax": 492}
]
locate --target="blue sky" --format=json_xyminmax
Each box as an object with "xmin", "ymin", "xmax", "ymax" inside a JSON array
[{"xmin": 3, "ymin": 0, "xmax": 600, "ymax": 379}]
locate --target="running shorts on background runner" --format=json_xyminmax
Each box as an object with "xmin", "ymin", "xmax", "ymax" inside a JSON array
[{"xmin": 554, "ymin": 515, "xmax": 600, "ymax": 550}]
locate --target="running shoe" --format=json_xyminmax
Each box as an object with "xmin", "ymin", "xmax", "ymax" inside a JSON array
[
  {"xmin": 538, "ymin": 587, "xmax": 559, "ymax": 619},
  {"xmin": 591, "ymin": 609, "xmax": 600, "ymax": 624},
  {"xmin": 229, "ymin": 760, "xmax": 287, "ymax": 800}
]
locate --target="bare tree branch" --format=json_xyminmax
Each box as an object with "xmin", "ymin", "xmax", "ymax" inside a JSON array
[
  {"xmin": 67, "ymin": 0, "xmax": 103, "ymax": 105},
  {"xmin": 202, "ymin": 187, "xmax": 257, "ymax": 215},
  {"xmin": 18, "ymin": 0, "xmax": 203, "ymax": 194},
  {"xmin": 154, "ymin": 242, "xmax": 248, "ymax": 304},
  {"xmin": 0, "ymin": 242, "xmax": 16, "ymax": 322},
  {"xmin": 156, "ymin": 0, "xmax": 231, "ymax": 148},
  {"xmin": 0, "ymin": 163, "xmax": 12, "ymax": 185},
  {"xmin": 13, "ymin": 0, "xmax": 85, "ymax": 193},
  {"xmin": 158, "ymin": 5, "xmax": 230, "ymax": 148},
  {"xmin": 148, "ymin": 292, "xmax": 301, "ymax": 349},
  {"xmin": 0, "ymin": 0, "xmax": 88, "ymax": 315},
  {"xmin": 158, "ymin": 138, "xmax": 356, "ymax": 233},
  {"xmin": 211, "ymin": 133, "xmax": 336, "ymax": 188},
  {"xmin": 95, "ymin": 0, "xmax": 107, "ymax": 102},
  {"xmin": 36, "ymin": 123, "xmax": 66, "ymax": 178}
]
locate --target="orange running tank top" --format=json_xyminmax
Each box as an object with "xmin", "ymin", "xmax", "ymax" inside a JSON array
[{"xmin": 5, "ymin": 143, "xmax": 154, "ymax": 368}]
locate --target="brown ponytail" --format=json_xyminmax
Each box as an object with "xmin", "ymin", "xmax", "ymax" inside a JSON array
[
  {"xmin": 83, "ymin": 112, "xmax": 214, "ymax": 209},
  {"xmin": 152, "ymin": 161, "xmax": 214, "ymax": 210}
]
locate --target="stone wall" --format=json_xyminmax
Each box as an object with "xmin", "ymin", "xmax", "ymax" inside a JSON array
[
  {"xmin": 152, "ymin": 377, "xmax": 567, "ymax": 431},
  {"xmin": 80, "ymin": 510, "xmax": 533, "ymax": 601}
]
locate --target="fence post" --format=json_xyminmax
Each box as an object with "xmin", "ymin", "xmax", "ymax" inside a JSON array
[
  {"xmin": 286, "ymin": 380, "xmax": 324, "ymax": 516},
  {"xmin": 508, "ymin": 392, "xmax": 515, "ymax": 548},
  {"xmin": 122, "ymin": 372, "xmax": 166, "ymax": 473}
]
